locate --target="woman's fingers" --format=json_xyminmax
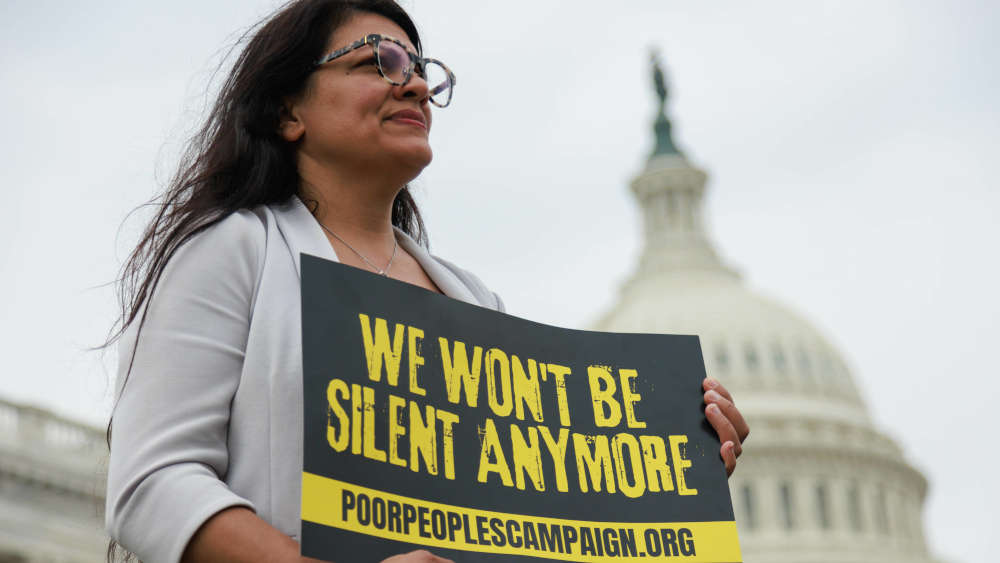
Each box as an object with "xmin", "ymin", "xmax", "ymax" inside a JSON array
[
  {"xmin": 703, "ymin": 378, "xmax": 750, "ymax": 443},
  {"xmin": 705, "ymin": 402, "xmax": 742, "ymax": 457},
  {"xmin": 703, "ymin": 377, "xmax": 734, "ymax": 403},
  {"xmin": 703, "ymin": 378, "xmax": 750, "ymax": 477},
  {"xmin": 381, "ymin": 550, "xmax": 454, "ymax": 563},
  {"xmin": 721, "ymin": 440, "xmax": 739, "ymax": 477}
]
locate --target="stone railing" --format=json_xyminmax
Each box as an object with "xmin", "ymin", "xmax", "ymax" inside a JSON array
[
  {"xmin": 0, "ymin": 397, "xmax": 104, "ymax": 450},
  {"xmin": 0, "ymin": 397, "xmax": 107, "ymax": 498}
]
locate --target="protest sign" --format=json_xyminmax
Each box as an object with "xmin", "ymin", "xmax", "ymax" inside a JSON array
[{"xmin": 301, "ymin": 255, "xmax": 741, "ymax": 562}]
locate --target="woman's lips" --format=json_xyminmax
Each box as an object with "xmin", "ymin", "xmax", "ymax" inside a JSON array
[{"xmin": 387, "ymin": 109, "xmax": 427, "ymax": 129}]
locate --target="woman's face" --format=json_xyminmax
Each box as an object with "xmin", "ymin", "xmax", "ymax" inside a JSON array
[{"xmin": 283, "ymin": 12, "xmax": 433, "ymax": 180}]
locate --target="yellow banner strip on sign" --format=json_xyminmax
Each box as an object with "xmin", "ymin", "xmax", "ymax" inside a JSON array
[{"xmin": 302, "ymin": 472, "xmax": 741, "ymax": 562}]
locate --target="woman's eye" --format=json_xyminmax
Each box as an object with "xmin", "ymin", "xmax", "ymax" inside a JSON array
[{"xmin": 356, "ymin": 57, "xmax": 378, "ymax": 68}]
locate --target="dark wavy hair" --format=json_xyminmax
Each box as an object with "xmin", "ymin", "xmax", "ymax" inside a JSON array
[{"xmin": 107, "ymin": 1, "xmax": 424, "ymax": 560}]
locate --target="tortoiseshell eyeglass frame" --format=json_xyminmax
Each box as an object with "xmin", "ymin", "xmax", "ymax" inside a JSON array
[{"xmin": 314, "ymin": 33, "xmax": 457, "ymax": 108}]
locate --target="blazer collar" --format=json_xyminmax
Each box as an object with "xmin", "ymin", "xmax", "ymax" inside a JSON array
[{"xmin": 272, "ymin": 196, "xmax": 480, "ymax": 306}]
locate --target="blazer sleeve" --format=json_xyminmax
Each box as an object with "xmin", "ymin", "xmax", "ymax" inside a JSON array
[{"xmin": 105, "ymin": 210, "xmax": 266, "ymax": 563}]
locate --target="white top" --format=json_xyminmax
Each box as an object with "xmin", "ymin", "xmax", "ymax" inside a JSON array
[{"xmin": 105, "ymin": 197, "xmax": 504, "ymax": 563}]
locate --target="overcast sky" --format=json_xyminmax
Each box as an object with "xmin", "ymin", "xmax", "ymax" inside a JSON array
[{"xmin": 2, "ymin": 1, "xmax": 997, "ymax": 561}]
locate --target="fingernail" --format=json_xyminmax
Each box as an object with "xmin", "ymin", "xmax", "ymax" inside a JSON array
[
  {"xmin": 707, "ymin": 404, "xmax": 719, "ymax": 414},
  {"xmin": 706, "ymin": 389, "xmax": 721, "ymax": 402},
  {"xmin": 705, "ymin": 378, "xmax": 718, "ymax": 389},
  {"xmin": 725, "ymin": 441, "xmax": 736, "ymax": 457}
]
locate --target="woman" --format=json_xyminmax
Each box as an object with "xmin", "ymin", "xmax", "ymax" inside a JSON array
[{"xmin": 105, "ymin": 1, "xmax": 750, "ymax": 562}]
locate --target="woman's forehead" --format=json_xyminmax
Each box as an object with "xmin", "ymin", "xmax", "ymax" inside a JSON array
[{"xmin": 327, "ymin": 12, "xmax": 417, "ymax": 54}]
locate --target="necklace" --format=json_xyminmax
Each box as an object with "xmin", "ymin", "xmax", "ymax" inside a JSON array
[{"xmin": 320, "ymin": 223, "xmax": 398, "ymax": 276}]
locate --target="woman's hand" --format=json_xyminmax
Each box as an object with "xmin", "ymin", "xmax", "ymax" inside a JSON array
[
  {"xmin": 303, "ymin": 548, "xmax": 452, "ymax": 562},
  {"xmin": 703, "ymin": 378, "xmax": 750, "ymax": 477},
  {"xmin": 380, "ymin": 550, "xmax": 454, "ymax": 563},
  {"xmin": 301, "ymin": 548, "xmax": 451, "ymax": 563}
]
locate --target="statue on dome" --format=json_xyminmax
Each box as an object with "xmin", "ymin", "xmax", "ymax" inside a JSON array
[
  {"xmin": 648, "ymin": 48, "xmax": 682, "ymax": 157},
  {"xmin": 651, "ymin": 50, "xmax": 669, "ymax": 115}
]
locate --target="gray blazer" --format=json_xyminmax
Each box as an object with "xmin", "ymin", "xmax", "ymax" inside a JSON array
[{"xmin": 106, "ymin": 197, "xmax": 503, "ymax": 563}]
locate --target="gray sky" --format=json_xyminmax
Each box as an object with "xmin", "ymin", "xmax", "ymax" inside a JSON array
[{"xmin": 2, "ymin": 1, "xmax": 997, "ymax": 561}]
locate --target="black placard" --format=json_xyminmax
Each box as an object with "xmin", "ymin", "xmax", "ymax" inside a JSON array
[{"xmin": 301, "ymin": 254, "xmax": 740, "ymax": 562}]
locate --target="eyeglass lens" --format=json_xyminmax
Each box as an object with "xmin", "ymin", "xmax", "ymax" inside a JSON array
[
  {"xmin": 377, "ymin": 40, "xmax": 452, "ymax": 107},
  {"xmin": 422, "ymin": 61, "xmax": 451, "ymax": 106}
]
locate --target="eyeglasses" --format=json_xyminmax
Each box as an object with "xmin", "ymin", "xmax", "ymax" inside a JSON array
[{"xmin": 314, "ymin": 33, "xmax": 456, "ymax": 108}]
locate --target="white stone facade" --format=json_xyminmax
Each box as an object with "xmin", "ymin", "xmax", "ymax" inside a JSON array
[
  {"xmin": 0, "ymin": 398, "xmax": 107, "ymax": 563},
  {"xmin": 594, "ymin": 152, "xmax": 940, "ymax": 563}
]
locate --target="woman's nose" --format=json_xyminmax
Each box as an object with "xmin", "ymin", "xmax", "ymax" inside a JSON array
[{"xmin": 396, "ymin": 71, "xmax": 430, "ymax": 103}]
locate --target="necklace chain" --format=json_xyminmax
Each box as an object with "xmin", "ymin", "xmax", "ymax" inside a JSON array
[{"xmin": 320, "ymin": 223, "xmax": 398, "ymax": 276}]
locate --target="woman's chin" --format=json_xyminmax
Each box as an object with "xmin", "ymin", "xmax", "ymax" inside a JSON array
[{"xmin": 390, "ymin": 143, "xmax": 433, "ymax": 175}]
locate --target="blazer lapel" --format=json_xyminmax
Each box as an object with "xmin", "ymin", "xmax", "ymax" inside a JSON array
[
  {"xmin": 395, "ymin": 228, "xmax": 480, "ymax": 306},
  {"xmin": 272, "ymin": 197, "xmax": 340, "ymax": 279}
]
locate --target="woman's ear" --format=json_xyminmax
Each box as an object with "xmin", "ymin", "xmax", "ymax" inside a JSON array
[{"xmin": 279, "ymin": 100, "xmax": 306, "ymax": 142}]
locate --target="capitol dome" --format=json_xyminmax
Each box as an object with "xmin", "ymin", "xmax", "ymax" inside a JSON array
[{"xmin": 593, "ymin": 58, "xmax": 939, "ymax": 563}]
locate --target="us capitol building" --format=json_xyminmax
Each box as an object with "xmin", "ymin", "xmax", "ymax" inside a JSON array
[
  {"xmin": 0, "ymin": 59, "xmax": 941, "ymax": 563},
  {"xmin": 591, "ymin": 56, "xmax": 941, "ymax": 563}
]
